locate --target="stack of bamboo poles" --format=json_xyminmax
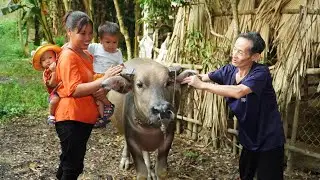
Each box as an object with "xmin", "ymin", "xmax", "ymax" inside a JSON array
[{"xmin": 164, "ymin": 0, "xmax": 230, "ymax": 148}]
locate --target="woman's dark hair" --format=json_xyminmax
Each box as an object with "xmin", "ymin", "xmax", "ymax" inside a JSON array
[
  {"xmin": 98, "ymin": 21, "xmax": 121, "ymax": 38},
  {"xmin": 237, "ymin": 32, "xmax": 266, "ymax": 54},
  {"xmin": 63, "ymin": 11, "xmax": 93, "ymax": 33}
]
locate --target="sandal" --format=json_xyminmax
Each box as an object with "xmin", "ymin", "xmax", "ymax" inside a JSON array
[
  {"xmin": 93, "ymin": 104, "xmax": 114, "ymax": 128},
  {"xmin": 103, "ymin": 104, "xmax": 115, "ymax": 120},
  {"xmin": 93, "ymin": 117, "xmax": 111, "ymax": 128}
]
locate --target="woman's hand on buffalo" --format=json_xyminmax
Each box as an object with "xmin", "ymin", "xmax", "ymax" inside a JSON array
[{"xmin": 103, "ymin": 65, "xmax": 123, "ymax": 79}]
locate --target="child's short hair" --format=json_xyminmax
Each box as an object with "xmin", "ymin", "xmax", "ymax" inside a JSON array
[{"xmin": 98, "ymin": 21, "xmax": 120, "ymax": 38}]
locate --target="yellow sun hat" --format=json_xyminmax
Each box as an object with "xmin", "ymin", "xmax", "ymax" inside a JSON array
[{"xmin": 31, "ymin": 44, "xmax": 62, "ymax": 71}]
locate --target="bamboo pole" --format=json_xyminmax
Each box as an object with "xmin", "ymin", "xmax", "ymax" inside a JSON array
[
  {"xmin": 232, "ymin": 116, "xmax": 238, "ymax": 156},
  {"xmin": 227, "ymin": 128, "xmax": 238, "ymax": 136},
  {"xmin": 285, "ymin": 144, "xmax": 320, "ymax": 159},
  {"xmin": 192, "ymin": 90, "xmax": 200, "ymax": 140},
  {"xmin": 62, "ymin": 0, "xmax": 70, "ymax": 12},
  {"xmin": 153, "ymin": 28, "xmax": 159, "ymax": 59},
  {"xmin": 176, "ymin": 112, "xmax": 181, "ymax": 134},
  {"xmin": 113, "ymin": 0, "xmax": 132, "ymax": 60},
  {"xmin": 306, "ymin": 68, "xmax": 320, "ymax": 75},
  {"xmin": 170, "ymin": 63, "xmax": 203, "ymax": 70},
  {"xmin": 187, "ymin": 90, "xmax": 193, "ymax": 138}
]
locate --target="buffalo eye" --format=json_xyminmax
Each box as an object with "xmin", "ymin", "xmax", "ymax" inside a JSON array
[{"xmin": 136, "ymin": 81, "xmax": 143, "ymax": 88}]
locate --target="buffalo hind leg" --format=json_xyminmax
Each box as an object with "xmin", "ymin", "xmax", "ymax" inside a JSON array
[{"xmin": 119, "ymin": 140, "xmax": 130, "ymax": 170}]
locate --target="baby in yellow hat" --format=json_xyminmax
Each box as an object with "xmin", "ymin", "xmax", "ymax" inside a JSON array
[{"xmin": 31, "ymin": 44, "xmax": 62, "ymax": 125}]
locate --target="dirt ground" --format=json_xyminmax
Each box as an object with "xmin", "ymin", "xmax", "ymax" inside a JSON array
[{"xmin": 1, "ymin": 114, "xmax": 320, "ymax": 180}]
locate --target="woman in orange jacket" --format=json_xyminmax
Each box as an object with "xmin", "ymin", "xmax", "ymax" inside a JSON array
[{"xmin": 54, "ymin": 11, "xmax": 123, "ymax": 180}]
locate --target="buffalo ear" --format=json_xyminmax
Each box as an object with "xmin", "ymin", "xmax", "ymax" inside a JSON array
[
  {"xmin": 101, "ymin": 76, "xmax": 132, "ymax": 94},
  {"xmin": 175, "ymin": 70, "xmax": 199, "ymax": 83}
]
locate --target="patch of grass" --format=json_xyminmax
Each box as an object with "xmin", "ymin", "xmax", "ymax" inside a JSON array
[
  {"xmin": 0, "ymin": 59, "xmax": 47, "ymax": 122},
  {"xmin": 183, "ymin": 150, "xmax": 199, "ymax": 159}
]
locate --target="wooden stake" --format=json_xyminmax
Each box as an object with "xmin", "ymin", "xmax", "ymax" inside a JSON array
[{"xmin": 287, "ymin": 93, "xmax": 301, "ymax": 172}]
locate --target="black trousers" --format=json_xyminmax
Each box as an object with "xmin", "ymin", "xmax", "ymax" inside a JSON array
[
  {"xmin": 239, "ymin": 146, "xmax": 284, "ymax": 180},
  {"xmin": 55, "ymin": 121, "xmax": 93, "ymax": 180}
]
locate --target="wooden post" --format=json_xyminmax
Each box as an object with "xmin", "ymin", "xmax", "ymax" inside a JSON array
[
  {"xmin": 153, "ymin": 28, "xmax": 159, "ymax": 59},
  {"xmin": 303, "ymin": 76, "xmax": 308, "ymax": 97},
  {"xmin": 286, "ymin": 95, "xmax": 301, "ymax": 172},
  {"xmin": 192, "ymin": 91, "xmax": 199, "ymax": 140},
  {"xmin": 176, "ymin": 107, "xmax": 181, "ymax": 134},
  {"xmin": 187, "ymin": 90, "xmax": 193, "ymax": 138}
]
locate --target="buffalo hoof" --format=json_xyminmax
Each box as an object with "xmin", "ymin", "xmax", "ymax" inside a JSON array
[
  {"xmin": 148, "ymin": 169, "xmax": 156, "ymax": 180},
  {"xmin": 119, "ymin": 157, "xmax": 130, "ymax": 170},
  {"xmin": 156, "ymin": 170, "xmax": 167, "ymax": 180}
]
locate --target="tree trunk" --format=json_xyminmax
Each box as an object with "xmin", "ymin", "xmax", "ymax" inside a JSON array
[
  {"xmin": 39, "ymin": 0, "xmax": 54, "ymax": 43},
  {"xmin": 24, "ymin": 21, "xmax": 30, "ymax": 56},
  {"xmin": 113, "ymin": 0, "xmax": 132, "ymax": 60},
  {"xmin": 18, "ymin": 8, "xmax": 24, "ymax": 51},
  {"xmin": 82, "ymin": 0, "xmax": 93, "ymax": 20}
]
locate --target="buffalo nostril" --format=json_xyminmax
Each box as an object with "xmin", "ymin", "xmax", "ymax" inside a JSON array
[
  {"xmin": 160, "ymin": 111, "xmax": 171, "ymax": 119},
  {"xmin": 151, "ymin": 107, "xmax": 160, "ymax": 114},
  {"xmin": 151, "ymin": 102, "xmax": 173, "ymax": 117}
]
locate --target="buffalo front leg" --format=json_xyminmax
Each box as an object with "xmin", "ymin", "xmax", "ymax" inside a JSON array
[
  {"xmin": 155, "ymin": 131, "xmax": 174, "ymax": 180},
  {"xmin": 142, "ymin": 151, "xmax": 157, "ymax": 180},
  {"xmin": 127, "ymin": 139, "xmax": 149, "ymax": 180},
  {"xmin": 119, "ymin": 140, "xmax": 130, "ymax": 170}
]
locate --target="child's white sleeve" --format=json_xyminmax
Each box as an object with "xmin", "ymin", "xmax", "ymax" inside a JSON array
[
  {"xmin": 119, "ymin": 50, "xmax": 124, "ymax": 64},
  {"xmin": 88, "ymin": 43, "xmax": 96, "ymax": 54}
]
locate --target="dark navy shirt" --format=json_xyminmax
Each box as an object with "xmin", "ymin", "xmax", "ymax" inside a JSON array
[{"xmin": 208, "ymin": 62, "xmax": 285, "ymax": 151}]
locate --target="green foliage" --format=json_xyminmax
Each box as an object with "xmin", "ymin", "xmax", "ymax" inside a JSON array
[
  {"xmin": 182, "ymin": 30, "xmax": 229, "ymax": 72},
  {"xmin": 138, "ymin": 0, "xmax": 172, "ymax": 27},
  {"xmin": 138, "ymin": 0, "xmax": 189, "ymax": 27},
  {"xmin": 54, "ymin": 36, "xmax": 66, "ymax": 47},
  {"xmin": 0, "ymin": 4, "xmax": 22, "ymax": 16},
  {"xmin": 0, "ymin": 20, "xmax": 25, "ymax": 59}
]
